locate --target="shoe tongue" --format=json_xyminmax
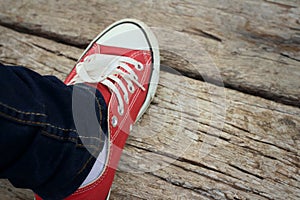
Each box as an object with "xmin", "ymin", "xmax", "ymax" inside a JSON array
[
  {"xmin": 84, "ymin": 82, "xmax": 111, "ymax": 106},
  {"xmin": 83, "ymin": 54, "xmax": 121, "ymax": 78},
  {"xmin": 82, "ymin": 54, "xmax": 121, "ymax": 105},
  {"xmin": 97, "ymin": 83, "xmax": 111, "ymax": 106}
]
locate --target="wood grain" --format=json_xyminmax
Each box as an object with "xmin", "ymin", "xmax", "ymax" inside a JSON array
[
  {"xmin": 0, "ymin": 0, "xmax": 299, "ymax": 107},
  {"xmin": 0, "ymin": 26, "xmax": 299, "ymax": 200}
]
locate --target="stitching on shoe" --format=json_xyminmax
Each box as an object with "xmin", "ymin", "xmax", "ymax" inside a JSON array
[
  {"xmin": 72, "ymin": 142, "xmax": 112, "ymax": 194},
  {"xmin": 73, "ymin": 151, "xmax": 111, "ymax": 194},
  {"xmin": 73, "ymin": 120, "xmax": 112, "ymax": 194},
  {"xmin": 111, "ymin": 52, "xmax": 151, "ymax": 142}
]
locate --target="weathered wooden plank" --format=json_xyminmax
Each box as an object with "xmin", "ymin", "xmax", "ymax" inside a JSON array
[
  {"xmin": 0, "ymin": 180, "xmax": 32, "ymax": 200},
  {"xmin": 120, "ymin": 75, "xmax": 300, "ymax": 199},
  {"xmin": 0, "ymin": 26, "xmax": 299, "ymax": 200},
  {"xmin": 0, "ymin": 0, "xmax": 299, "ymax": 107}
]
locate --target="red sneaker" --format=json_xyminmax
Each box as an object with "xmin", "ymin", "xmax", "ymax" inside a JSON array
[{"xmin": 34, "ymin": 19, "xmax": 160, "ymax": 200}]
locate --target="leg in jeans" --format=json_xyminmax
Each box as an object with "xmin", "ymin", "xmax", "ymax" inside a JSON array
[{"xmin": 0, "ymin": 64, "xmax": 108, "ymax": 199}]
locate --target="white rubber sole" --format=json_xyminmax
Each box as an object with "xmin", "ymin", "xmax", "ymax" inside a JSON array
[
  {"xmin": 105, "ymin": 189, "xmax": 111, "ymax": 200},
  {"xmin": 76, "ymin": 18, "xmax": 160, "ymax": 123}
]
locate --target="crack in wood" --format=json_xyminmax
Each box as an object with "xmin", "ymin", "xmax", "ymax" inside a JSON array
[
  {"xmin": 0, "ymin": 18, "xmax": 88, "ymax": 48},
  {"xmin": 239, "ymin": 54, "xmax": 289, "ymax": 65},
  {"xmin": 29, "ymin": 42, "xmax": 77, "ymax": 61},
  {"xmin": 126, "ymin": 143, "xmax": 237, "ymax": 180},
  {"xmin": 280, "ymin": 53, "xmax": 300, "ymax": 62},
  {"xmin": 147, "ymin": 163, "xmax": 273, "ymax": 200},
  {"xmin": 168, "ymin": 162, "xmax": 274, "ymax": 200},
  {"xmin": 230, "ymin": 100, "xmax": 299, "ymax": 116},
  {"xmin": 181, "ymin": 28, "xmax": 223, "ymax": 43},
  {"xmin": 224, "ymin": 82, "xmax": 300, "ymax": 108},
  {"xmin": 263, "ymin": 0, "xmax": 298, "ymax": 9},
  {"xmin": 245, "ymin": 135, "xmax": 299, "ymax": 157},
  {"xmin": 147, "ymin": 172, "xmax": 217, "ymax": 200},
  {"xmin": 126, "ymin": 141, "xmax": 287, "ymax": 197},
  {"xmin": 153, "ymin": 100, "xmax": 298, "ymax": 168},
  {"xmin": 162, "ymin": 54, "xmax": 300, "ymax": 108},
  {"xmin": 228, "ymin": 164, "xmax": 264, "ymax": 180}
]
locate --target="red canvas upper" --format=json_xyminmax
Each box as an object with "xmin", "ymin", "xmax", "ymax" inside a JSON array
[{"xmin": 35, "ymin": 42, "xmax": 153, "ymax": 200}]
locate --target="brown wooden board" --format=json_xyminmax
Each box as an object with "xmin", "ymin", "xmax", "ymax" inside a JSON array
[
  {"xmin": 0, "ymin": 26, "xmax": 299, "ymax": 200},
  {"xmin": 0, "ymin": 0, "xmax": 299, "ymax": 107}
]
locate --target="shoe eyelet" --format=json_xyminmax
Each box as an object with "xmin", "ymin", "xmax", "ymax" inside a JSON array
[
  {"xmin": 111, "ymin": 116, "xmax": 118, "ymax": 127},
  {"xmin": 133, "ymin": 74, "xmax": 138, "ymax": 81},
  {"xmin": 118, "ymin": 106, "xmax": 124, "ymax": 115},
  {"xmin": 128, "ymin": 85, "xmax": 135, "ymax": 93},
  {"xmin": 136, "ymin": 63, "xmax": 144, "ymax": 71}
]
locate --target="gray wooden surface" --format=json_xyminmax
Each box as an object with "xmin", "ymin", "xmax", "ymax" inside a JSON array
[
  {"xmin": 1, "ymin": 0, "xmax": 299, "ymax": 106},
  {"xmin": 0, "ymin": 0, "xmax": 299, "ymax": 199}
]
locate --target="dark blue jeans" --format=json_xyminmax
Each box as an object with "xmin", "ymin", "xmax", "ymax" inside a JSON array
[{"xmin": 0, "ymin": 64, "xmax": 108, "ymax": 199}]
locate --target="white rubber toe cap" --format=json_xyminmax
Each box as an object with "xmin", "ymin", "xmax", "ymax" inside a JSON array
[{"xmin": 96, "ymin": 22, "xmax": 151, "ymax": 51}]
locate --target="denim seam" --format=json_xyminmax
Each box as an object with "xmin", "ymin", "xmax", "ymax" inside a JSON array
[
  {"xmin": 0, "ymin": 111, "xmax": 46, "ymax": 126},
  {"xmin": 40, "ymin": 130, "xmax": 101, "ymax": 150},
  {"xmin": 49, "ymin": 84, "xmax": 103, "ymax": 134},
  {"xmin": 77, "ymin": 84, "xmax": 103, "ymax": 123},
  {"xmin": 76, "ymin": 155, "xmax": 95, "ymax": 175},
  {"xmin": 0, "ymin": 84, "xmax": 105, "ymax": 181},
  {"xmin": 0, "ymin": 93, "xmax": 105, "ymax": 141},
  {"xmin": 67, "ymin": 86, "xmax": 104, "ymax": 180},
  {"xmin": 0, "ymin": 111, "xmax": 78, "ymax": 133},
  {"xmin": 73, "ymin": 145, "xmax": 111, "ymax": 194},
  {"xmin": 41, "ymin": 130, "xmax": 78, "ymax": 143},
  {"xmin": 46, "ymin": 124, "xmax": 77, "ymax": 132},
  {"xmin": 76, "ymin": 85, "xmax": 104, "ymax": 142},
  {"xmin": 0, "ymin": 101, "xmax": 46, "ymax": 116}
]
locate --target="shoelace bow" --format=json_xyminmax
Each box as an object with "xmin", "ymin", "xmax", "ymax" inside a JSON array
[{"xmin": 69, "ymin": 54, "xmax": 145, "ymax": 115}]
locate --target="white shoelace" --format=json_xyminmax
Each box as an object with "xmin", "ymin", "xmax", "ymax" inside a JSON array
[{"xmin": 68, "ymin": 54, "xmax": 145, "ymax": 115}]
